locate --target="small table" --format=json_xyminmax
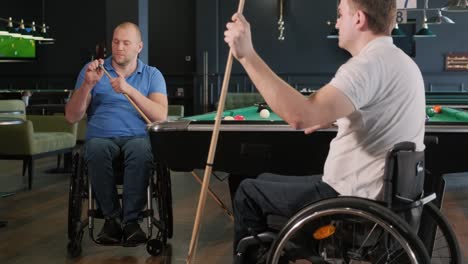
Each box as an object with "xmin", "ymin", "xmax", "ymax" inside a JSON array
[{"xmin": 0, "ymin": 116, "xmax": 25, "ymax": 228}]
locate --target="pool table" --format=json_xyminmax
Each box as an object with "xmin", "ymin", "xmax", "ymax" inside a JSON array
[
  {"xmin": 148, "ymin": 105, "xmax": 468, "ymax": 254},
  {"xmin": 148, "ymin": 105, "xmax": 468, "ymax": 199},
  {"xmin": 148, "ymin": 106, "xmax": 468, "ymax": 256},
  {"xmin": 149, "ymin": 106, "xmax": 334, "ymax": 177}
]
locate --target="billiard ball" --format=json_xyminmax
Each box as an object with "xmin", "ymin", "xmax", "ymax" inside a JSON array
[
  {"xmin": 425, "ymin": 114, "xmax": 430, "ymax": 122},
  {"xmin": 224, "ymin": 116, "xmax": 235, "ymax": 120},
  {"xmin": 234, "ymin": 115, "xmax": 245, "ymax": 120},
  {"xmin": 259, "ymin": 109, "xmax": 270, "ymax": 119},
  {"xmin": 256, "ymin": 102, "xmax": 268, "ymax": 112},
  {"xmin": 426, "ymin": 108, "xmax": 436, "ymax": 117},
  {"xmin": 433, "ymin": 105, "xmax": 442, "ymax": 114}
]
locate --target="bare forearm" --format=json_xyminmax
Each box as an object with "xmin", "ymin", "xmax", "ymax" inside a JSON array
[
  {"xmin": 65, "ymin": 85, "xmax": 92, "ymax": 123},
  {"xmin": 126, "ymin": 89, "xmax": 168, "ymax": 122}
]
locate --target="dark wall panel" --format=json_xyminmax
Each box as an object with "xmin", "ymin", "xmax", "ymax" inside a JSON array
[
  {"xmin": 1, "ymin": 0, "xmax": 42, "ymax": 23},
  {"xmin": 196, "ymin": 0, "xmax": 468, "ymax": 89},
  {"xmin": 1, "ymin": 0, "xmax": 468, "ymax": 110},
  {"xmin": 105, "ymin": 0, "xmax": 139, "ymax": 50},
  {"xmin": 148, "ymin": 0, "xmax": 195, "ymax": 75},
  {"xmin": 216, "ymin": 0, "xmax": 349, "ymax": 75},
  {"xmin": 45, "ymin": 0, "xmax": 106, "ymax": 75},
  {"xmin": 196, "ymin": 0, "xmax": 219, "ymax": 74}
]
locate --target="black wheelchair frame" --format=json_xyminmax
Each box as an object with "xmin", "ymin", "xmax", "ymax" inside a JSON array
[
  {"xmin": 235, "ymin": 140, "xmax": 462, "ymax": 264},
  {"xmin": 67, "ymin": 146, "xmax": 173, "ymax": 258}
]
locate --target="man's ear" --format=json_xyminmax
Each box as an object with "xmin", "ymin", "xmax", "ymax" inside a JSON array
[
  {"xmin": 138, "ymin": 42, "xmax": 143, "ymax": 53},
  {"xmin": 355, "ymin": 10, "xmax": 368, "ymax": 31}
]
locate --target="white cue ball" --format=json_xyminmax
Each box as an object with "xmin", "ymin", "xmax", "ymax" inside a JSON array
[
  {"xmin": 260, "ymin": 109, "xmax": 270, "ymax": 119},
  {"xmin": 224, "ymin": 116, "xmax": 235, "ymax": 120}
]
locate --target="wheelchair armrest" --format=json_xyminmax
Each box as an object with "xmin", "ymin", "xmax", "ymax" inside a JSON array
[
  {"xmin": 391, "ymin": 142, "xmax": 416, "ymax": 153},
  {"xmin": 236, "ymin": 231, "xmax": 277, "ymax": 254}
]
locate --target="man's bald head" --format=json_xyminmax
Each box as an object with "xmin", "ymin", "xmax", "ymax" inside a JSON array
[
  {"xmin": 111, "ymin": 22, "xmax": 143, "ymax": 67},
  {"xmin": 114, "ymin": 22, "xmax": 142, "ymax": 42}
]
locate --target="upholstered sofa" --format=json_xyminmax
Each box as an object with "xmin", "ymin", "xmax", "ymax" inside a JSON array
[
  {"xmin": 0, "ymin": 100, "xmax": 77, "ymax": 189},
  {"xmin": 224, "ymin": 92, "xmax": 264, "ymax": 110}
]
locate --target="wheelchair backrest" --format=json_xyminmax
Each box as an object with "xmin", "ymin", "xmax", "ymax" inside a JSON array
[
  {"xmin": 383, "ymin": 142, "xmax": 425, "ymax": 207},
  {"xmin": 382, "ymin": 142, "xmax": 425, "ymax": 231}
]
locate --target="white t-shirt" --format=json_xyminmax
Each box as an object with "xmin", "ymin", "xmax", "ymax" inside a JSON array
[{"xmin": 325, "ymin": 37, "xmax": 425, "ymax": 200}]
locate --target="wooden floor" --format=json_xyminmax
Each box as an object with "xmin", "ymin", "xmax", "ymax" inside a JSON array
[{"xmin": 0, "ymin": 157, "xmax": 467, "ymax": 263}]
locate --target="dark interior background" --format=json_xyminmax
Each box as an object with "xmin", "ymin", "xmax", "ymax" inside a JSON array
[{"xmin": 1, "ymin": 0, "xmax": 468, "ymax": 114}]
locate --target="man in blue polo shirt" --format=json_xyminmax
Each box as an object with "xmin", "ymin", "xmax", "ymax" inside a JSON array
[{"xmin": 65, "ymin": 22, "xmax": 167, "ymax": 246}]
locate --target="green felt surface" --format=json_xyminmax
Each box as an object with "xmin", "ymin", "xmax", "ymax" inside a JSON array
[
  {"xmin": 427, "ymin": 106, "xmax": 468, "ymax": 122},
  {"xmin": 187, "ymin": 105, "xmax": 468, "ymax": 124},
  {"xmin": 184, "ymin": 106, "xmax": 282, "ymax": 121}
]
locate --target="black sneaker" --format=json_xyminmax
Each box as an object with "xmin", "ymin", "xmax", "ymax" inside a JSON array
[
  {"xmin": 96, "ymin": 217, "xmax": 122, "ymax": 244},
  {"xmin": 123, "ymin": 221, "xmax": 147, "ymax": 247}
]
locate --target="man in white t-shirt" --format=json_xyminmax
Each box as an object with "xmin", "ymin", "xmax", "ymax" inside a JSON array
[{"xmin": 224, "ymin": 0, "xmax": 425, "ymax": 252}]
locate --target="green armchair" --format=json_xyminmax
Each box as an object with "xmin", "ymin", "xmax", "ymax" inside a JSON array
[
  {"xmin": 168, "ymin": 104, "xmax": 184, "ymax": 120},
  {"xmin": 0, "ymin": 100, "xmax": 77, "ymax": 190},
  {"xmin": 76, "ymin": 115, "xmax": 87, "ymax": 144}
]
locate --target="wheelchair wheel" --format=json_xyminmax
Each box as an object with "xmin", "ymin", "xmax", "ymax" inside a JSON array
[
  {"xmin": 268, "ymin": 197, "xmax": 431, "ymax": 264},
  {"xmin": 156, "ymin": 163, "xmax": 173, "ymax": 241},
  {"xmin": 146, "ymin": 162, "xmax": 173, "ymax": 257},
  {"xmin": 67, "ymin": 151, "xmax": 86, "ymax": 258},
  {"xmin": 147, "ymin": 238, "xmax": 164, "ymax": 256},
  {"xmin": 147, "ymin": 241, "xmax": 172, "ymax": 262},
  {"xmin": 421, "ymin": 202, "xmax": 462, "ymax": 264}
]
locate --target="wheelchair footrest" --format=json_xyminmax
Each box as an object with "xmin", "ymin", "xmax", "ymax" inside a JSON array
[{"xmin": 94, "ymin": 239, "xmax": 123, "ymax": 246}]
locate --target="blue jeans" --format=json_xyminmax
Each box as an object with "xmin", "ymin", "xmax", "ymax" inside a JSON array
[
  {"xmin": 233, "ymin": 173, "xmax": 338, "ymax": 252},
  {"xmin": 84, "ymin": 137, "xmax": 153, "ymax": 224}
]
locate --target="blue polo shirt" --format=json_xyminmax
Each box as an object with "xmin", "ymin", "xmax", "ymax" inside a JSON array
[{"xmin": 75, "ymin": 57, "xmax": 167, "ymax": 139}]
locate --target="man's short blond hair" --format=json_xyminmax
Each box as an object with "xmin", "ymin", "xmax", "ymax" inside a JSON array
[{"xmin": 349, "ymin": 0, "xmax": 396, "ymax": 35}]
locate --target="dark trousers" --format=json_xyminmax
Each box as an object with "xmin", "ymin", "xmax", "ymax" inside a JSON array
[
  {"xmin": 84, "ymin": 137, "xmax": 153, "ymax": 224},
  {"xmin": 233, "ymin": 173, "xmax": 338, "ymax": 251}
]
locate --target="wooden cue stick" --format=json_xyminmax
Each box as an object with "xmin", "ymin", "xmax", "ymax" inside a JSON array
[
  {"xmin": 191, "ymin": 171, "xmax": 234, "ymax": 221},
  {"xmin": 99, "ymin": 64, "xmax": 152, "ymax": 124},
  {"xmin": 186, "ymin": 0, "xmax": 245, "ymax": 263}
]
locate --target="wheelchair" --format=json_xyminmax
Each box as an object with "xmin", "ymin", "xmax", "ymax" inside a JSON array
[
  {"xmin": 66, "ymin": 145, "xmax": 173, "ymax": 258},
  {"xmin": 235, "ymin": 140, "xmax": 462, "ymax": 264}
]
